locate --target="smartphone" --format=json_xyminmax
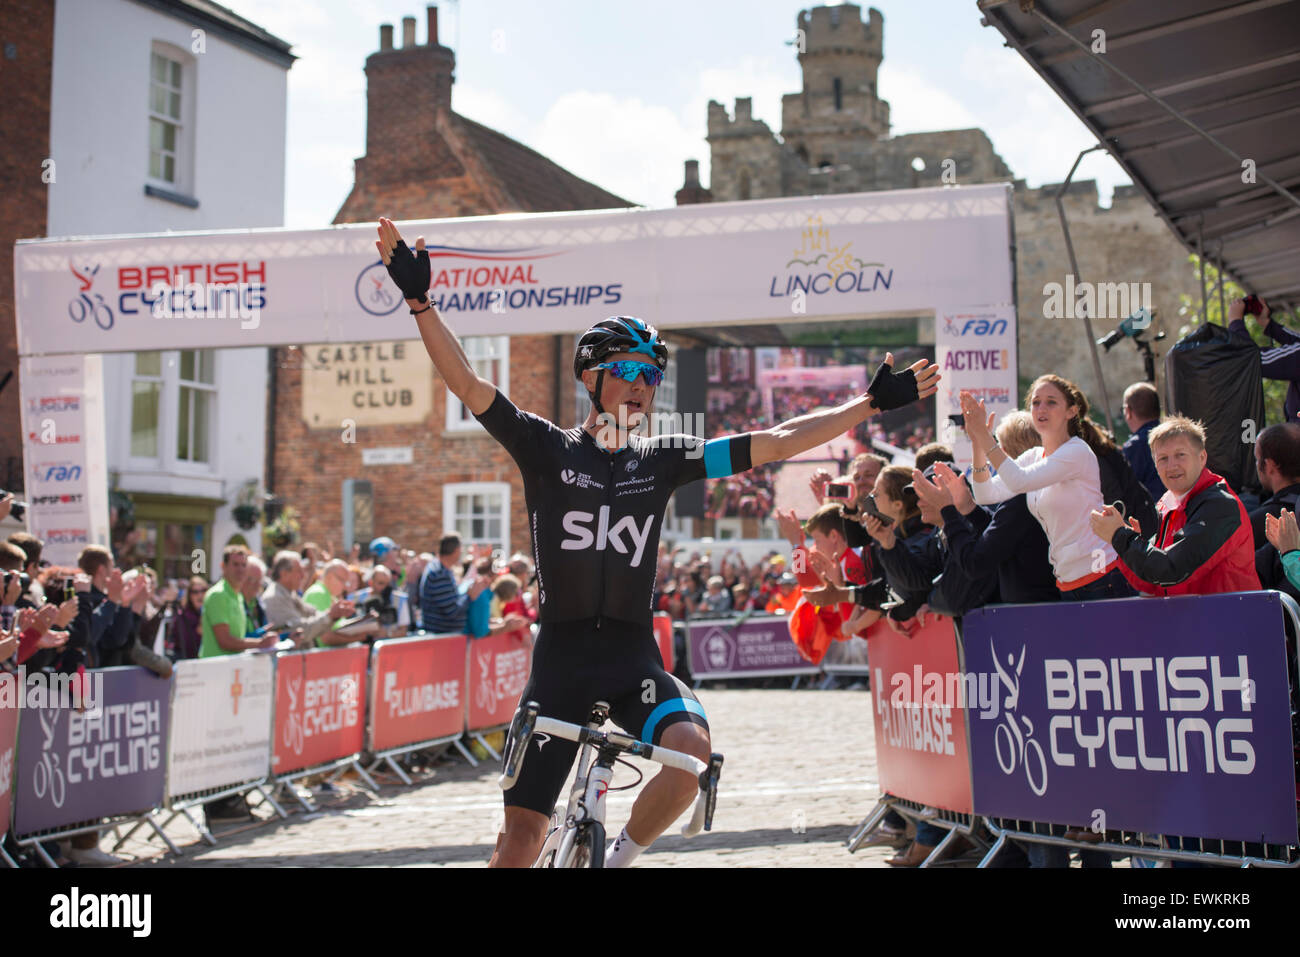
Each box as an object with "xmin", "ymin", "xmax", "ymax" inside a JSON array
[
  {"xmin": 1243, "ymin": 294, "xmax": 1263, "ymax": 316},
  {"xmin": 64, "ymin": 577, "xmax": 76, "ymax": 602},
  {"xmin": 861, "ymin": 493, "xmax": 895, "ymax": 527},
  {"xmin": 949, "ymin": 413, "xmax": 965, "ymax": 429},
  {"xmin": 826, "ymin": 481, "xmax": 855, "ymax": 502}
]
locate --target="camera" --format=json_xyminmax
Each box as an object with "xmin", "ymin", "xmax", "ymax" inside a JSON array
[
  {"xmin": 4, "ymin": 571, "xmax": 31, "ymax": 595},
  {"xmin": 825, "ymin": 481, "xmax": 855, "ymax": 502},
  {"xmin": 0, "ymin": 490, "xmax": 27, "ymax": 521},
  {"xmin": 1243, "ymin": 294, "xmax": 1264, "ymax": 316}
]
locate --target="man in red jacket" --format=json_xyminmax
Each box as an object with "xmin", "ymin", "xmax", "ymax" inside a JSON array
[{"xmin": 1089, "ymin": 416, "xmax": 1260, "ymax": 595}]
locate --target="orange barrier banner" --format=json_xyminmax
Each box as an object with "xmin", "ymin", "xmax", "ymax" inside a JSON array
[
  {"xmin": 466, "ymin": 630, "xmax": 532, "ymax": 732},
  {"xmin": 868, "ymin": 615, "xmax": 973, "ymax": 814},
  {"xmin": 653, "ymin": 613, "xmax": 674, "ymax": 673},
  {"xmin": 370, "ymin": 634, "xmax": 467, "ymax": 752},
  {"xmin": 272, "ymin": 646, "xmax": 368, "ymax": 776}
]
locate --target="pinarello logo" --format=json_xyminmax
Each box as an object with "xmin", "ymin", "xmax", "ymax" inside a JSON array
[{"xmin": 561, "ymin": 469, "xmax": 576, "ymax": 484}]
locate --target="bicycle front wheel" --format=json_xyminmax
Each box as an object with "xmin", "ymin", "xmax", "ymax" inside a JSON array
[{"xmin": 571, "ymin": 820, "xmax": 605, "ymax": 869}]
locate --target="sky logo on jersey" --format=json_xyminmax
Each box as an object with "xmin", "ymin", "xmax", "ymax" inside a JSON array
[{"xmin": 560, "ymin": 507, "xmax": 653, "ymax": 567}]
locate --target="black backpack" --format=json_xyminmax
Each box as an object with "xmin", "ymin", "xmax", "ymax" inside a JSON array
[{"xmin": 1098, "ymin": 445, "xmax": 1159, "ymax": 538}]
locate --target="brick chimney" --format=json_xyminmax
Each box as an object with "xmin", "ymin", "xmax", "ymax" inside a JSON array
[
  {"xmin": 675, "ymin": 159, "xmax": 713, "ymax": 206},
  {"xmin": 363, "ymin": 5, "xmax": 455, "ymax": 166}
]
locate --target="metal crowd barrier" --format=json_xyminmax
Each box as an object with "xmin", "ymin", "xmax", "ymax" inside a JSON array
[{"xmin": 846, "ymin": 591, "xmax": 1300, "ymax": 868}]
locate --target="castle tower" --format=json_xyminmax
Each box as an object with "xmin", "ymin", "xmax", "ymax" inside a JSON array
[{"xmin": 780, "ymin": 4, "xmax": 889, "ymax": 174}]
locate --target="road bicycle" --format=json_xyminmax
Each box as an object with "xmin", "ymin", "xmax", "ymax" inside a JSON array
[{"xmin": 500, "ymin": 699, "xmax": 723, "ymax": 868}]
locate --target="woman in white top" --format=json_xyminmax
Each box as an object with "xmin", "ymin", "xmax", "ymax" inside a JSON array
[{"xmin": 961, "ymin": 374, "xmax": 1136, "ymax": 602}]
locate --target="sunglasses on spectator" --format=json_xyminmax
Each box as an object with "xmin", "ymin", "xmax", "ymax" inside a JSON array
[{"xmin": 592, "ymin": 360, "xmax": 664, "ymax": 387}]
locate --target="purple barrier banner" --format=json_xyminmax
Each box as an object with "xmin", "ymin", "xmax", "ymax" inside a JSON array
[
  {"xmin": 12, "ymin": 667, "xmax": 170, "ymax": 836},
  {"xmin": 687, "ymin": 616, "xmax": 820, "ymax": 679},
  {"xmin": 0, "ymin": 673, "xmax": 17, "ymax": 842},
  {"xmin": 961, "ymin": 592, "xmax": 1298, "ymax": 845}
]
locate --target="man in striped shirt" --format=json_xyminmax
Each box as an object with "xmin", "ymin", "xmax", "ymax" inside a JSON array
[{"xmin": 420, "ymin": 533, "xmax": 488, "ymax": 635}]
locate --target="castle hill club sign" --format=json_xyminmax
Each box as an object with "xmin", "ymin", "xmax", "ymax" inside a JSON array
[
  {"xmin": 300, "ymin": 340, "xmax": 433, "ymax": 429},
  {"xmin": 14, "ymin": 185, "xmax": 1016, "ymax": 447}
]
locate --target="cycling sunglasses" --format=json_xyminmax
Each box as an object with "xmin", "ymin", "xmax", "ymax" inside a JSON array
[{"xmin": 592, "ymin": 360, "xmax": 664, "ymax": 386}]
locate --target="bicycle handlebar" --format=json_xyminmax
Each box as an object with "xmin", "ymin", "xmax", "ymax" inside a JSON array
[{"xmin": 498, "ymin": 701, "xmax": 723, "ymax": 836}]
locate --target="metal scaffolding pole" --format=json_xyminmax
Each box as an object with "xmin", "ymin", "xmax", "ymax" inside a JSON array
[{"xmin": 1055, "ymin": 144, "xmax": 1116, "ymax": 435}]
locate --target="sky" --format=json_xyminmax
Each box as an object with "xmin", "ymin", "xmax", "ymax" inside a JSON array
[{"xmin": 227, "ymin": 0, "xmax": 1131, "ymax": 229}]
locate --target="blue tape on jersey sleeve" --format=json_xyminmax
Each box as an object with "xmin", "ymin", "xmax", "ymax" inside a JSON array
[{"xmin": 703, "ymin": 437, "xmax": 731, "ymax": 479}]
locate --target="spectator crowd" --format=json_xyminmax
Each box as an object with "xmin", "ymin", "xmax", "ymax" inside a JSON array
[{"xmin": 4, "ymin": 299, "xmax": 1297, "ymax": 869}]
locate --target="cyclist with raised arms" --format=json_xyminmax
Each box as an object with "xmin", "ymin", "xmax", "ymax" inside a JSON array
[{"xmin": 375, "ymin": 218, "xmax": 940, "ymax": 867}]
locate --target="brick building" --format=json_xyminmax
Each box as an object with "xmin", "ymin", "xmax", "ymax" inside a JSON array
[
  {"xmin": 269, "ymin": 6, "xmax": 630, "ymax": 558},
  {"xmin": 0, "ymin": 0, "xmax": 54, "ymax": 495},
  {"xmin": 679, "ymin": 3, "xmax": 1201, "ymax": 413}
]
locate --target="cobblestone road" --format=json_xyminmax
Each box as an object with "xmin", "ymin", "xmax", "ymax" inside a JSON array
[{"xmin": 124, "ymin": 687, "xmax": 911, "ymax": 868}]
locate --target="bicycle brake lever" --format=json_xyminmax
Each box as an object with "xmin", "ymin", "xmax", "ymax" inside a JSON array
[
  {"xmin": 498, "ymin": 700, "xmax": 540, "ymax": 790},
  {"xmin": 702, "ymin": 752, "xmax": 723, "ymax": 832}
]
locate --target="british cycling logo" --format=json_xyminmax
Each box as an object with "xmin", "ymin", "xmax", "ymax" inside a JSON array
[
  {"xmin": 942, "ymin": 313, "xmax": 1009, "ymax": 337},
  {"xmin": 769, "ymin": 215, "xmax": 893, "ymax": 299},
  {"xmin": 989, "ymin": 640, "xmax": 1049, "ymax": 796},
  {"xmin": 68, "ymin": 262, "xmax": 115, "ymax": 330},
  {"xmin": 534, "ymin": 732, "xmax": 551, "ymax": 752},
  {"xmin": 355, "ymin": 245, "xmax": 621, "ymax": 315}
]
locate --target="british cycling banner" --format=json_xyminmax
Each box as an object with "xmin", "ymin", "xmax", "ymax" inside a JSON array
[
  {"xmin": 14, "ymin": 184, "xmax": 1013, "ymax": 355},
  {"xmin": 465, "ymin": 631, "xmax": 532, "ymax": 732},
  {"xmin": 271, "ymin": 647, "xmax": 367, "ymax": 776},
  {"xmin": 12, "ymin": 667, "xmax": 170, "ymax": 836},
  {"xmin": 369, "ymin": 634, "xmax": 466, "ymax": 752},
  {"xmin": 961, "ymin": 593, "xmax": 1298, "ymax": 845},
  {"xmin": 168, "ymin": 655, "xmax": 274, "ymax": 798},
  {"xmin": 0, "ymin": 673, "xmax": 18, "ymax": 842},
  {"xmin": 869, "ymin": 615, "xmax": 973, "ymax": 814}
]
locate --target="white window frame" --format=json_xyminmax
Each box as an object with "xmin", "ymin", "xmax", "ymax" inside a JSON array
[
  {"xmin": 123, "ymin": 349, "xmax": 219, "ymax": 476},
  {"xmin": 129, "ymin": 351, "xmax": 164, "ymax": 462},
  {"xmin": 176, "ymin": 349, "xmax": 216, "ymax": 464},
  {"xmin": 442, "ymin": 482, "xmax": 511, "ymax": 555},
  {"xmin": 447, "ymin": 336, "xmax": 509, "ymax": 431},
  {"xmin": 146, "ymin": 42, "xmax": 196, "ymax": 194}
]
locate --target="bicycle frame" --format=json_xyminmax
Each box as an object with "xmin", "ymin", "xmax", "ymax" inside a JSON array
[
  {"xmin": 544, "ymin": 703, "xmax": 612, "ymax": 868},
  {"xmin": 501, "ymin": 699, "xmax": 723, "ymax": 868}
]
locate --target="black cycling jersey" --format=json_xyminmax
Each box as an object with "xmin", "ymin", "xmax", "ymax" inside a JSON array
[{"xmin": 474, "ymin": 389, "xmax": 752, "ymax": 627}]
